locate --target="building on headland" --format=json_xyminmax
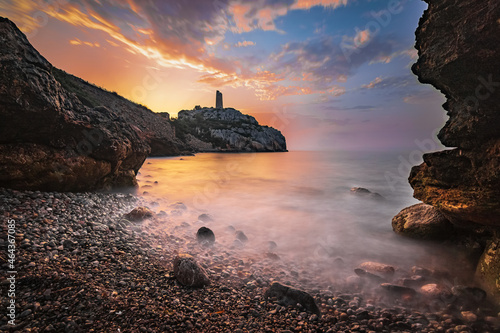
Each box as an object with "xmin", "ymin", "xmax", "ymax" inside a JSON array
[{"xmin": 216, "ymin": 90, "xmax": 223, "ymax": 109}]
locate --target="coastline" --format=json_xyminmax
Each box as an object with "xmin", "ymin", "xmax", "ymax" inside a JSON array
[{"xmin": 1, "ymin": 187, "xmax": 498, "ymax": 332}]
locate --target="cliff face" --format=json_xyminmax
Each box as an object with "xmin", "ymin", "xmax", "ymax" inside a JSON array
[
  {"xmin": 0, "ymin": 17, "xmax": 151, "ymax": 191},
  {"xmin": 410, "ymin": 0, "xmax": 500, "ymax": 226},
  {"xmin": 51, "ymin": 68, "xmax": 185, "ymax": 156},
  {"xmin": 174, "ymin": 108, "xmax": 287, "ymax": 152},
  {"xmin": 408, "ymin": 0, "xmax": 500, "ymax": 299}
]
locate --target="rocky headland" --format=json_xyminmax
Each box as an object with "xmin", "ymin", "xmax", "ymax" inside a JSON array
[
  {"xmin": 393, "ymin": 0, "xmax": 500, "ymax": 301},
  {"xmin": 174, "ymin": 106, "xmax": 287, "ymax": 153}
]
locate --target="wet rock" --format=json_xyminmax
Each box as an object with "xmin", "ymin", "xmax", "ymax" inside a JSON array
[
  {"xmin": 419, "ymin": 283, "xmax": 452, "ymax": 299},
  {"xmin": 475, "ymin": 237, "xmax": 500, "ymax": 300},
  {"xmin": 124, "ymin": 206, "xmax": 153, "ymax": 222},
  {"xmin": 354, "ymin": 268, "xmax": 386, "ymax": 284},
  {"xmin": 392, "ymin": 203, "xmax": 454, "ymax": 240},
  {"xmin": 358, "ymin": 262, "xmax": 395, "ymax": 278},
  {"xmin": 196, "ymin": 227, "xmax": 215, "ymax": 245},
  {"xmin": 198, "ymin": 213, "xmax": 213, "ymax": 222},
  {"xmin": 264, "ymin": 282, "xmax": 320, "ymax": 315},
  {"xmin": 235, "ymin": 230, "xmax": 248, "ymax": 243},
  {"xmin": 267, "ymin": 241, "xmax": 278, "ymax": 251},
  {"xmin": 173, "ymin": 254, "xmax": 210, "ymax": 287},
  {"xmin": 452, "ymin": 285, "xmax": 487, "ymax": 303},
  {"xmin": 380, "ymin": 284, "xmax": 416, "ymax": 297},
  {"xmin": 350, "ymin": 187, "xmax": 385, "ymax": 201}
]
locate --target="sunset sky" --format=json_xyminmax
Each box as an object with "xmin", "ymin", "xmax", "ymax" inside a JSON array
[{"xmin": 0, "ymin": 0, "xmax": 447, "ymax": 151}]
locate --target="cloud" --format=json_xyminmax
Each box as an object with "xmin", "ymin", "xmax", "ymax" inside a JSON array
[
  {"xmin": 3, "ymin": 0, "xmax": 356, "ymax": 101},
  {"xmin": 234, "ymin": 40, "xmax": 256, "ymax": 47},
  {"xmin": 69, "ymin": 38, "xmax": 100, "ymax": 47},
  {"xmin": 361, "ymin": 75, "xmax": 416, "ymax": 90}
]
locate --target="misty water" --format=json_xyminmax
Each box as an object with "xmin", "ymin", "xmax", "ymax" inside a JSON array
[{"xmin": 135, "ymin": 151, "xmax": 474, "ymax": 290}]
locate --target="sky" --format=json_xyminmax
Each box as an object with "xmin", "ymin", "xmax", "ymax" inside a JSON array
[{"xmin": 0, "ymin": 0, "xmax": 447, "ymax": 151}]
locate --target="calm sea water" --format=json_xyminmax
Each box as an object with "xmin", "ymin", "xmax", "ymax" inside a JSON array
[{"xmin": 135, "ymin": 151, "xmax": 472, "ymax": 282}]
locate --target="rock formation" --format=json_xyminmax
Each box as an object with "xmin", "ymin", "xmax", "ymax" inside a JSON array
[
  {"xmin": 402, "ymin": 1, "xmax": 500, "ymax": 299},
  {"xmin": 0, "ymin": 17, "xmax": 151, "ymax": 191},
  {"xmin": 173, "ymin": 106, "xmax": 287, "ymax": 152}
]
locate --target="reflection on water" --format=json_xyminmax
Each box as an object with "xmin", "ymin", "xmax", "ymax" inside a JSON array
[{"xmin": 136, "ymin": 151, "xmax": 474, "ymax": 285}]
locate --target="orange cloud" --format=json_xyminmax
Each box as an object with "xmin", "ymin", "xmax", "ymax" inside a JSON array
[
  {"xmin": 292, "ymin": 0, "xmax": 349, "ymax": 9},
  {"xmin": 235, "ymin": 40, "xmax": 256, "ymax": 47},
  {"xmin": 362, "ymin": 77, "xmax": 383, "ymax": 89},
  {"xmin": 69, "ymin": 38, "xmax": 100, "ymax": 48}
]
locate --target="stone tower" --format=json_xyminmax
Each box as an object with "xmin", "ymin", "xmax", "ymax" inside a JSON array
[{"xmin": 216, "ymin": 90, "xmax": 223, "ymax": 109}]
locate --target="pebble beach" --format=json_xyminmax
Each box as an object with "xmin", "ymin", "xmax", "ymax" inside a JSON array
[{"xmin": 1, "ymin": 188, "xmax": 499, "ymax": 332}]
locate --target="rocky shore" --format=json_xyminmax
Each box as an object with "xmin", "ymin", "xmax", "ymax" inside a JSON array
[{"xmin": 1, "ymin": 188, "xmax": 499, "ymax": 332}]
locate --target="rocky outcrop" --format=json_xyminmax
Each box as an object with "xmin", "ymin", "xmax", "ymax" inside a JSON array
[
  {"xmin": 403, "ymin": 1, "xmax": 500, "ymax": 300},
  {"xmin": 51, "ymin": 68, "xmax": 185, "ymax": 156},
  {"xmin": 0, "ymin": 17, "xmax": 151, "ymax": 191},
  {"xmin": 409, "ymin": 1, "xmax": 500, "ymax": 226},
  {"xmin": 392, "ymin": 203, "xmax": 454, "ymax": 240},
  {"xmin": 173, "ymin": 107, "xmax": 287, "ymax": 152}
]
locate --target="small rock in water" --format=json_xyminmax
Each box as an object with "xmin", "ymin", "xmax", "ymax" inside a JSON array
[
  {"xmin": 380, "ymin": 283, "xmax": 416, "ymax": 297},
  {"xmin": 267, "ymin": 241, "xmax": 278, "ymax": 251},
  {"xmin": 420, "ymin": 283, "xmax": 452, "ymax": 299},
  {"xmin": 196, "ymin": 227, "xmax": 215, "ymax": 245},
  {"xmin": 350, "ymin": 187, "xmax": 385, "ymax": 200},
  {"xmin": 358, "ymin": 261, "xmax": 395, "ymax": 278},
  {"xmin": 198, "ymin": 213, "xmax": 213, "ymax": 222},
  {"xmin": 235, "ymin": 230, "xmax": 248, "ymax": 243},
  {"xmin": 264, "ymin": 282, "xmax": 320, "ymax": 315},
  {"xmin": 124, "ymin": 206, "xmax": 153, "ymax": 222},
  {"xmin": 173, "ymin": 254, "xmax": 210, "ymax": 288},
  {"xmin": 392, "ymin": 203, "xmax": 453, "ymax": 240}
]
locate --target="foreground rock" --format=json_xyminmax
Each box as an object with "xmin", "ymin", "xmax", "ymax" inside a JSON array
[
  {"xmin": 408, "ymin": 1, "xmax": 500, "ymax": 226},
  {"xmin": 475, "ymin": 237, "xmax": 500, "ymax": 299},
  {"xmin": 264, "ymin": 282, "xmax": 320, "ymax": 315},
  {"xmin": 174, "ymin": 106, "xmax": 287, "ymax": 152},
  {"xmin": 196, "ymin": 227, "xmax": 215, "ymax": 245},
  {"xmin": 123, "ymin": 206, "xmax": 153, "ymax": 222},
  {"xmin": 0, "ymin": 17, "xmax": 154, "ymax": 191},
  {"xmin": 173, "ymin": 254, "xmax": 210, "ymax": 287},
  {"xmin": 396, "ymin": 0, "xmax": 500, "ymax": 300},
  {"xmin": 392, "ymin": 203, "xmax": 454, "ymax": 240}
]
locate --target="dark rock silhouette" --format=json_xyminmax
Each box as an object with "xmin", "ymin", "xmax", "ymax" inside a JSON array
[
  {"xmin": 403, "ymin": 0, "xmax": 500, "ymax": 300},
  {"xmin": 196, "ymin": 227, "xmax": 215, "ymax": 245},
  {"xmin": 264, "ymin": 282, "xmax": 320, "ymax": 315},
  {"xmin": 0, "ymin": 17, "xmax": 150, "ymax": 191},
  {"xmin": 173, "ymin": 254, "xmax": 210, "ymax": 287}
]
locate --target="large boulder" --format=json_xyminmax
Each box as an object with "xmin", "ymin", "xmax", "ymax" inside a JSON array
[
  {"xmin": 392, "ymin": 203, "xmax": 454, "ymax": 240},
  {"xmin": 173, "ymin": 254, "xmax": 210, "ymax": 288},
  {"xmin": 0, "ymin": 17, "xmax": 150, "ymax": 191}
]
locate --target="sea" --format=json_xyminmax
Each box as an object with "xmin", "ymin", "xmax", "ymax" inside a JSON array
[{"xmin": 134, "ymin": 151, "xmax": 474, "ymax": 286}]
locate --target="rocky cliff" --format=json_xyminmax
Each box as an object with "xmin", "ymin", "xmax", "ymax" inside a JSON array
[
  {"xmin": 51, "ymin": 68, "xmax": 185, "ymax": 156},
  {"xmin": 174, "ymin": 107, "xmax": 287, "ymax": 152},
  {"xmin": 407, "ymin": 0, "xmax": 500, "ymax": 298},
  {"xmin": 0, "ymin": 17, "xmax": 153, "ymax": 191}
]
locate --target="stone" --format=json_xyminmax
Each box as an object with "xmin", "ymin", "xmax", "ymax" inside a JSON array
[
  {"xmin": 198, "ymin": 213, "xmax": 213, "ymax": 222},
  {"xmin": 358, "ymin": 262, "xmax": 395, "ymax": 278},
  {"xmin": 264, "ymin": 282, "xmax": 320, "ymax": 315},
  {"xmin": 124, "ymin": 207, "xmax": 153, "ymax": 222},
  {"xmin": 392, "ymin": 203, "xmax": 454, "ymax": 240},
  {"xmin": 380, "ymin": 284, "xmax": 416, "ymax": 297},
  {"xmin": 475, "ymin": 237, "xmax": 500, "ymax": 300},
  {"xmin": 350, "ymin": 187, "xmax": 385, "ymax": 201},
  {"xmin": 173, "ymin": 254, "xmax": 210, "ymax": 287},
  {"xmin": 235, "ymin": 230, "xmax": 248, "ymax": 243},
  {"xmin": 196, "ymin": 227, "xmax": 215, "ymax": 245},
  {"xmin": 419, "ymin": 284, "xmax": 452, "ymax": 299}
]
